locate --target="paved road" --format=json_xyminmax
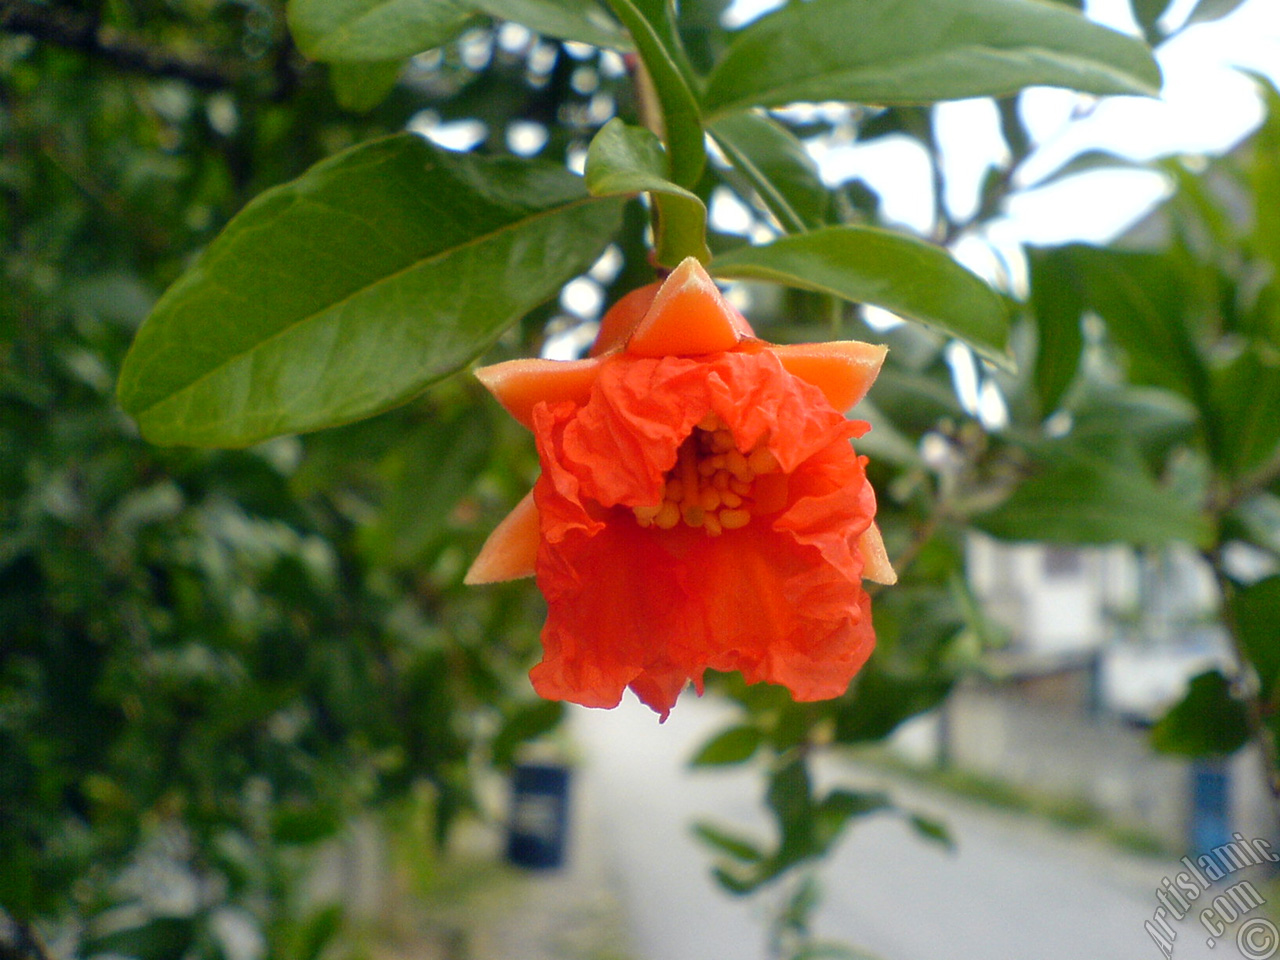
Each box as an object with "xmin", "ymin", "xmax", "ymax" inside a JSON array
[{"xmin": 572, "ymin": 695, "xmax": 1276, "ymax": 960}]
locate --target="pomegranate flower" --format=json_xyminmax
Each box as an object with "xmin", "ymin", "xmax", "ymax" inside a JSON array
[{"xmin": 466, "ymin": 258, "xmax": 895, "ymax": 719}]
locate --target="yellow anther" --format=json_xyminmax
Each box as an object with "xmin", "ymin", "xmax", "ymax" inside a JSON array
[
  {"xmin": 725, "ymin": 449, "xmax": 752, "ymax": 482},
  {"xmin": 747, "ymin": 446, "xmax": 778, "ymax": 475},
  {"xmin": 637, "ymin": 428, "xmax": 781, "ymax": 537},
  {"xmin": 654, "ymin": 501, "xmax": 681, "ymax": 529},
  {"xmin": 634, "ymin": 504, "xmax": 662, "ymax": 526}
]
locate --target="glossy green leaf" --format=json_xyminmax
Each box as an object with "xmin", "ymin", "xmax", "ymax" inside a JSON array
[
  {"xmin": 585, "ymin": 118, "xmax": 710, "ymax": 266},
  {"xmin": 1048, "ymin": 245, "xmax": 1206, "ymax": 402},
  {"xmin": 702, "ymin": 0, "xmax": 1162, "ymax": 117},
  {"xmin": 1151, "ymin": 671, "xmax": 1250, "ymax": 757},
  {"xmin": 1027, "ymin": 246, "xmax": 1085, "ymax": 414},
  {"xmin": 288, "ymin": 0, "xmax": 477, "ymax": 62},
  {"xmin": 329, "ymin": 60, "xmax": 403, "ymax": 112},
  {"xmin": 709, "ymin": 227, "xmax": 1012, "ymax": 365},
  {"xmin": 690, "ymin": 724, "xmax": 763, "ymax": 766},
  {"xmin": 1069, "ymin": 386, "xmax": 1198, "ymax": 452},
  {"xmin": 1230, "ymin": 575, "xmax": 1280, "ymax": 700},
  {"xmin": 118, "ymin": 134, "xmax": 623, "ymax": 447},
  {"xmin": 473, "ymin": 0, "xmax": 630, "ymax": 48},
  {"xmin": 602, "ymin": 0, "xmax": 706, "ymax": 187},
  {"xmin": 975, "ymin": 439, "xmax": 1211, "ymax": 546},
  {"xmin": 710, "ymin": 111, "xmax": 829, "ymax": 232},
  {"xmin": 1209, "ymin": 344, "xmax": 1280, "ymax": 477}
]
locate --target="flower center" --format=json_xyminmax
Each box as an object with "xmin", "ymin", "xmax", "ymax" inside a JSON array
[{"xmin": 632, "ymin": 412, "xmax": 787, "ymax": 536}]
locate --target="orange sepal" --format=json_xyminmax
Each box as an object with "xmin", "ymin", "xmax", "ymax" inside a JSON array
[
  {"xmin": 473, "ymin": 357, "xmax": 603, "ymax": 431},
  {"xmin": 464, "ymin": 490, "xmax": 540, "ymax": 584},
  {"xmin": 857, "ymin": 521, "xmax": 897, "ymax": 585},
  {"xmin": 771, "ymin": 341, "xmax": 888, "ymax": 414},
  {"xmin": 591, "ymin": 282, "xmax": 660, "ymax": 356},
  {"xmin": 626, "ymin": 257, "xmax": 753, "ymax": 358}
]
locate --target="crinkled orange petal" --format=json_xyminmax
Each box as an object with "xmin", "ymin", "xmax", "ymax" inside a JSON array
[
  {"xmin": 590, "ymin": 282, "xmax": 660, "ymax": 356},
  {"xmin": 463, "ymin": 490, "xmax": 540, "ymax": 584},
  {"xmin": 528, "ymin": 350, "xmax": 877, "ymax": 717},
  {"xmin": 626, "ymin": 257, "xmax": 754, "ymax": 358},
  {"xmin": 771, "ymin": 341, "xmax": 888, "ymax": 413},
  {"xmin": 857, "ymin": 521, "xmax": 897, "ymax": 585},
  {"xmin": 473, "ymin": 356, "xmax": 603, "ymax": 431}
]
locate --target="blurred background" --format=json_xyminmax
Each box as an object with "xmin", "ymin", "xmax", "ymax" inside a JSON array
[{"xmin": 3, "ymin": 0, "xmax": 1279, "ymax": 958}]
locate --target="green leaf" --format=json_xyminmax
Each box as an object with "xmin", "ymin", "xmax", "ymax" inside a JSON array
[
  {"xmin": 835, "ymin": 665, "xmax": 953, "ymax": 745},
  {"xmin": 1131, "ymin": 0, "xmax": 1173, "ymax": 38},
  {"xmin": 1209, "ymin": 344, "xmax": 1280, "ymax": 478},
  {"xmin": 908, "ymin": 812, "xmax": 954, "ymax": 849},
  {"xmin": 491, "ymin": 699, "xmax": 566, "ymax": 767},
  {"xmin": 472, "ymin": 0, "xmax": 631, "ymax": 48},
  {"xmin": 1186, "ymin": 0, "xmax": 1251, "ymax": 26},
  {"xmin": 288, "ymin": 0, "xmax": 477, "ymax": 62},
  {"xmin": 1151, "ymin": 671, "xmax": 1250, "ymax": 757},
  {"xmin": 329, "ymin": 60, "xmax": 403, "ymax": 112},
  {"xmin": 362, "ymin": 405, "xmax": 495, "ymax": 565},
  {"xmin": 585, "ymin": 119, "xmax": 710, "ymax": 266},
  {"xmin": 1251, "ymin": 79, "xmax": 1280, "ymax": 343},
  {"xmin": 709, "ymin": 111, "xmax": 829, "ymax": 233},
  {"xmin": 702, "ymin": 0, "xmax": 1162, "ymax": 117},
  {"xmin": 602, "ymin": 0, "xmax": 706, "ymax": 187},
  {"xmin": 118, "ymin": 134, "xmax": 623, "ymax": 447},
  {"xmin": 690, "ymin": 724, "xmax": 763, "ymax": 766},
  {"xmin": 709, "ymin": 227, "xmax": 1012, "ymax": 365},
  {"xmin": 1069, "ymin": 386, "xmax": 1198, "ymax": 453},
  {"xmin": 975, "ymin": 438, "xmax": 1211, "ymax": 546},
  {"xmin": 1027, "ymin": 246, "xmax": 1084, "ymax": 414},
  {"xmin": 1230, "ymin": 575, "xmax": 1280, "ymax": 701},
  {"xmin": 814, "ymin": 788, "xmax": 890, "ymax": 848},
  {"xmin": 1043, "ymin": 245, "xmax": 1207, "ymax": 403},
  {"xmin": 692, "ymin": 821, "xmax": 766, "ymax": 862},
  {"xmin": 84, "ymin": 918, "xmax": 197, "ymax": 960}
]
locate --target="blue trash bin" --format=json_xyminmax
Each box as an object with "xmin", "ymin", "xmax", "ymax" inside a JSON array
[
  {"xmin": 507, "ymin": 762, "xmax": 571, "ymax": 869},
  {"xmin": 1189, "ymin": 758, "xmax": 1231, "ymax": 855}
]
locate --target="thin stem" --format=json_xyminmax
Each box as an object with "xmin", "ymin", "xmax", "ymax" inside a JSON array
[{"xmin": 1205, "ymin": 549, "xmax": 1280, "ymax": 802}]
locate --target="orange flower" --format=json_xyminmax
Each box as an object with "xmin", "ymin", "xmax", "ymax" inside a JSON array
[{"xmin": 466, "ymin": 258, "xmax": 895, "ymax": 719}]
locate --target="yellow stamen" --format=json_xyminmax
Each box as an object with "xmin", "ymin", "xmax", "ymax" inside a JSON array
[
  {"xmin": 633, "ymin": 427, "xmax": 788, "ymax": 536},
  {"xmin": 654, "ymin": 501, "xmax": 680, "ymax": 529},
  {"xmin": 725, "ymin": 449, "xmax": 752, "ymax": 482},
  {"xmin": 748, "ymin": 445, "xmax": 779, "ymax": 475}
]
